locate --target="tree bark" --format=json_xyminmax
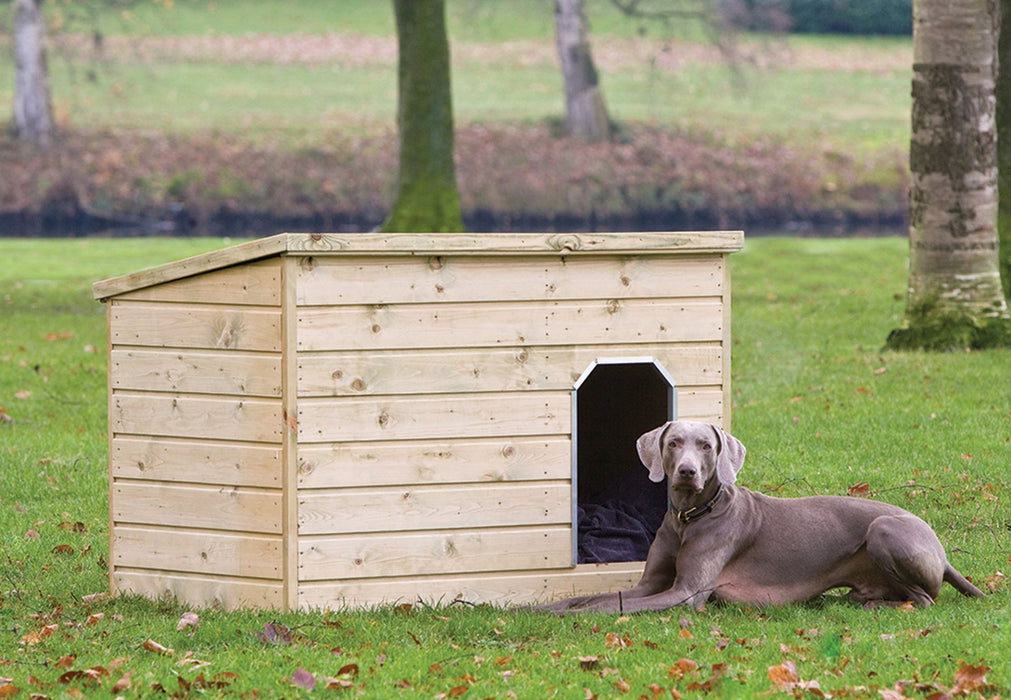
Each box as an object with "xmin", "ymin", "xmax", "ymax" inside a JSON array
[
  {"xmin": 554, "ymin": 0, "xmax": 611, "ymax": 141},
  {"xmin": 381, "ymin": 0, "xmax": 464, "ymax": 233},
  {"xmin": 13, "ymin": 0, "xmax": 54, "ymax": 148},
  {"xmin": 888, "ymin": 0, "xmax": 1009, "ymax": 350},
  {"xmin": 998, "ymin": 0, "xmax": 1011, "ymax": 297}
]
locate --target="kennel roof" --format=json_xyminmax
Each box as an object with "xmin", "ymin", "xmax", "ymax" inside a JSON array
[{"xmin": 92, "ymin": 231, "xmax": 744, "ymax": 300}]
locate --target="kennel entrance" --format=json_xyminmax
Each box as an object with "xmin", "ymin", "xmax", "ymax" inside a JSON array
[{"xmin": 573, "ymin": 358, "xmax": 676, "ymax": 564}]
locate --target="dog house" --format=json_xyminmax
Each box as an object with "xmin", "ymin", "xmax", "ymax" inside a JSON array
[{"xmin": 93, "ymin": 231, "xmax": 742, "ymax": 610}]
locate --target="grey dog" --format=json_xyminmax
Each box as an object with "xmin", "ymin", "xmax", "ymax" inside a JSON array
[{"xmin": 540, "ymin": 420, "xmax": 985, "ymax": 612}]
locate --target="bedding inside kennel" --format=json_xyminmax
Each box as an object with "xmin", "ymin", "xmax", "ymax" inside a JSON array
[{"xmin": 94, "ymin": 231, "xmax": 742, "ymax": 610}]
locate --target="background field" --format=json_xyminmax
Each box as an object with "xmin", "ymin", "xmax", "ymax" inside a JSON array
[
  {"xmin": 0, "ymin": 0, "xmax": 911, "ymax": 233},
  {"xmin": 1, "ymin": 237, "xmax": 1008, "ymax": 696}
]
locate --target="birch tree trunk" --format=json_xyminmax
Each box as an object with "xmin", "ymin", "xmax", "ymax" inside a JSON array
[
  {"xmin": 554, "ymin": 0, "xmax": 611, "ymax": 141},
  {"xmin": 381, "ymin": 0, "xmax": 464, "ymax": 233},
  {"xmin": 888, "ymin": 0, "xmax": 1009, "ymax": 350},
  {"xmin": 13, "ymin": 0, "xmax": 54, "ymax": 148}
]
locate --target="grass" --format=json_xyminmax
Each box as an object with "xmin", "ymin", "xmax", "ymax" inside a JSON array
[
  {"xmin": 0, "ymin": 0, "xmax": 911, "ymax": 151},
  {"xmin": 1, "ymin": 237, "xmax": 1008, "ymax": 697}
]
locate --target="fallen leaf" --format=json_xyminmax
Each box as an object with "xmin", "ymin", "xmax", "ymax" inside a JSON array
[
  {"xmin": 14, "ymin": 390, "xmax": 30, "ymax": 400},
  {"xmin": 768, "ymin": 661, "xmax": 800, "ymax": 689},
  {"xmin": 605, "ymin": 632, "xmax": 633, "ymax": 649},
  {"xmin": 55, "ymin": 655, "xmax": 77, "ymax": 669},
  {"xmin": 952, "ymin": 663, "xmax": 990, "ymax": 694},
  {"xmin": 176, "ymin": 612, "xmax": 200, "ymax": 632},
  {"xmin": 51, "ymin": 544, "xmax": 75, "ymax": 555},
  {"xmin": 291, "ymin": 668, "xmax": 316, "ymax": 691},
  {"xmin": 255, "ymin": 621, "xmax": 293, "ymax": 644},
  {"xmin": 847, "ymin": 482, "xmax": 870, "ymax": 497},
  {"xmin": 984, "ymin": 571, "xmax": 1006, "ymax": 592},
  {"xmin": 668, "ymin": 658, "xmax": 699, "ymax": 680},
  {"xmin": 448, "ymin": 685, "xmax": 468, "ymax": 697},
  {"xmin": 111, "ymin": 674, "xmax": 131, "ymax": 693},
  {"xmin": 24, "ymin": 529, "xmax": 40, "ymax": 539},
  {"xmin": 336, "ymin": 663, "xmax": 359, "ymax": 678},
  {"xmin": 85, "ymin": 613, "xmax": 104, "ymax": 626},
  {"xmin": 141, "ymin": 639, "xmax": 173, "ymax": 655}
]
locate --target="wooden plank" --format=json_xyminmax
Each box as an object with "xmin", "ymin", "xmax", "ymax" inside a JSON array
[
  {"xmin": 109, "ymin": 303, "xmax": 281, "ymax": 351},
  {"xmin": 282, "ymin": 231, "xmax": 744, "ymax": 256},
  {"xmin": 111, "ymin": 393, "xmax": 283, "ymax": 442},
  {"xmin": 297, "ymin": 562, "xmax": 645, "ymax": 609},
  {"xmin": 296, "ymin": 255, "xmax": 723, "ymax": 306},
  {"xmin": 111, "ymin": 349, "xmax": 282, "ymax": 397},
  {"xmin": 94, "ymin": 235, "xmax": 289, "ymax": 300},
  {"xmin": 297, "ymin": 436, "xmax": 570, "ymax": 489},
  {"xmin": 676, "ymin": 387, "xmax": 724, "ymax": 424},
  {"xmin": 299, "ymin": 527, "xmax": 571, "ymax": 581},
  {"xmin": 112, "ymin": 259, "xmax": 281, "ymax": 306},
  {"xmin": 113, "ymin": 482, "xmax": 282, "ymax": 534},
  {"xmin": 298, "ymin": 343, "xmax": 722, "ymax": 397},
  {"xmin": 114, "ymin": 526, "xmax": 282, "ymax": 579},
  {"xmin": 280, "ymin": 255, "xmax": 301, "ymax": 610},
  {"xmin": 297, "ymin": 298, "xmax": 723, "ymax": 352},
  {"xmin": 298, "ymin": 392, "xmax": 569, "ymax": 443},
  {"xmin": 111, "ymin": 437, "xmax": 281, "ymax": 487},
  {"xmin": 298, "ymin": 482, "xmax": 570, "ymax": 535},
  {"xmin": 113, "ymin": 570, "xmax": 284, "ymax": 610},
  {"xmin": 94, "ymin": 232, "xmax": 742, "ymax": 300}
]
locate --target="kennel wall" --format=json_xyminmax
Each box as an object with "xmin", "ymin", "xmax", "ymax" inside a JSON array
[{"xmin": 93, "ymin": 231, "xmax": 743, "ymax": 610}]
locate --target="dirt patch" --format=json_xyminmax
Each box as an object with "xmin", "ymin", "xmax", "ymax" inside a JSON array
[{"xmin": 53, "ymin": 32, "xmax": 910, "ymax": 74}]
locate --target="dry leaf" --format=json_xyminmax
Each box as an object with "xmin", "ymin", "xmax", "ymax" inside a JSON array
[
  {"xmin": 111, "ymin": 674, "xmax": 132, "ymax": 693},
  {"xmin": 176, "ymin": 611, "xmax": 200, "ymax": 631},
  {"xmin": 291, "ymin": 668, "xmax": 316, "ymax": 691},
  {"xmin": 141, "ymin": 639, "xmax": 173, "ymax": 655},
  {"xmin": 668, "ymin": 658, "xmax": 699, "ymax": 680},
  {"xmin": 847, "ymin": 482, "xmax": 871, "ymax": 497}
]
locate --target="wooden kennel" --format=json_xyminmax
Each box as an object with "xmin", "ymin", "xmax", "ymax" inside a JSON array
[{"xmin": 93, "ymin": 231, "xmax": 743, "ymax": 610}]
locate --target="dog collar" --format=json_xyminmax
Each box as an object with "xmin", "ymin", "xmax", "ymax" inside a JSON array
[{"xmin": 671, "ymin": 484, "xmax": 724, "ymax": 524}]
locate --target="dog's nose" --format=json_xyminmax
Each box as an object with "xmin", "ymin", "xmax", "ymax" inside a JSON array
[{"xmin": 677, "ymin": 463, "xmax": 697, "ymax": 480}]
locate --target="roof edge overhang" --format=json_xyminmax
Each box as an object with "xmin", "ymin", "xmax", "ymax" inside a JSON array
[{"xmin": 93, "ymin": 230, "xmax": 744, "ymax": 300}]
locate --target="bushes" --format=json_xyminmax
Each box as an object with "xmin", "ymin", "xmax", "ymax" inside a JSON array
[{"xmin": 729, "ymin": 0, "xmax": 912, "ymax": 36}]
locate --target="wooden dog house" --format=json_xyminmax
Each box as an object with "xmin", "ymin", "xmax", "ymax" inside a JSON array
[{"xmin": 93, "ymin": 231, "xmax": 743, "ymax": 610}]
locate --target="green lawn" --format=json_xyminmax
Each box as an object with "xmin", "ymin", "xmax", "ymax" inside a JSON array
[
  {"xmin": 1, "ymin": 237, "xmax": 1007, "ymax": 697},
  {"xmin": 0, "ymin": 0, "xmax": 911, "ymax": 153}
]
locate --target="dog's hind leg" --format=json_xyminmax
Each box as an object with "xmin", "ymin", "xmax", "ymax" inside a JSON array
[{"xmin": 862, "ymin": 514, "xmax": 946, "ymax": 607}]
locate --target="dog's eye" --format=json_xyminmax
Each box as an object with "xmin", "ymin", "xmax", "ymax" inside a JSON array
[
  {"xmin": 700, "ymin": 442, "xmax": 712, "ymax": 452},
  {"xmin": 668, "ymin": 439, "xmax": 682, "ymax": 449}
]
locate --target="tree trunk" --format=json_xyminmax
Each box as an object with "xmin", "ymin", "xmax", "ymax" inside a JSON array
[
  {"xmin": 554, "ymin": 0, "xmax": 611, "ymax": 141},
  {"xmin": 13, "ymin": 0, "xmax": 54, "ymax": 148},
  {"xmin": 381, "ymin": 0, "xmax": 464, "ymax": 233},
  {"xmin": 998, "ymin": 0, "xmax": 1011, "ymax": 298},
  {"xmin": 888, "ymin": 0, "xmax": 1009, "ymax": 350}
]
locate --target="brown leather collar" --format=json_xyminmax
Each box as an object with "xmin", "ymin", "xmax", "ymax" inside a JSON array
[{"xmin": 671, "ymin": 484, "xmax": 724, "ymax": 524}]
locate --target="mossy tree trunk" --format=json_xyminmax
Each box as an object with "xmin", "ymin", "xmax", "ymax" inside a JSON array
[
  {"xmin": 381, "ymin": 0, "xmax": 464, "ymax": 233},
  {"xmin": 888, "ymin": 0, "xmax": 1009, "ymax": 350},
  {"xmin": 998, "ymin": 0, "xmax": 1011, "ymax": 298},
  {"xmin": 554, "ymin": 0, "xmax": 611, "ymax": 141},
  {"xmin": 13, "ymin": 0, "xmax": 54, "ymax": 148}
]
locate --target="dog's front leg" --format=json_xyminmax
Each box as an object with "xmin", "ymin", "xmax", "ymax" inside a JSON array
[{"xmin": 534, "ymin": 526, "xmax": 681, "ymax": 614}]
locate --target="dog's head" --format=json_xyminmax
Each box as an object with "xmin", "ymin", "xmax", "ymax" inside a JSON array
[{"xmin": 636, "ymin": 420, "xmax": 746, "ymax": 493}]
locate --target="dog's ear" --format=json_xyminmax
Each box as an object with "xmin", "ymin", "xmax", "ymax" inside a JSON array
[
  {"xmin": 637, "ymin": 422, "xmax": 671, "ymax": 483},
  {"xmin": 712, "ymin": 425, "xmax": 746, "ymax": 485}
]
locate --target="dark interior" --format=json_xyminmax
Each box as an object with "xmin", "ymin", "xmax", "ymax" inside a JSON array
[{"xmin": 575, "ymin": 361, "xmax": 673, "ymax": 564}]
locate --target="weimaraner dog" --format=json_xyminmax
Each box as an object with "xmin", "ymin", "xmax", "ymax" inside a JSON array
[{"xmin": 541, "ymin": 420, "xmax": 984, "ymax": 612}]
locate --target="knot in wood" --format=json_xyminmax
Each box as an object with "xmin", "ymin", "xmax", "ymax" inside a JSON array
[{"xmin": 606, "ymin": 299, "xmax": 621, "ymax": 314}]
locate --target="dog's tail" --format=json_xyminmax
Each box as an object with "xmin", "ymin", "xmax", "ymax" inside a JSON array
[{"xmin": 943, "ymin": 563, "xmax": 986, "ymax": 598}]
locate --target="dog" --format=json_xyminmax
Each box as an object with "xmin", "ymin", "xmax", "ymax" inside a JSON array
[{"xmin": 538, "ymin": 420, "xmax": 984, "ymax": 612}]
